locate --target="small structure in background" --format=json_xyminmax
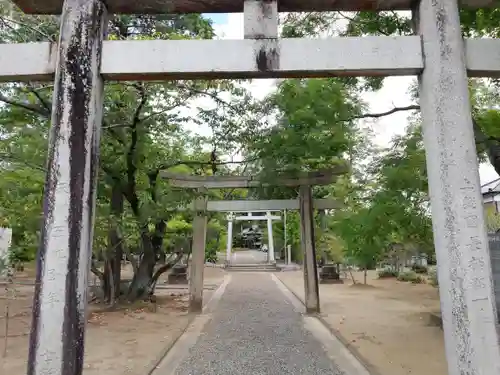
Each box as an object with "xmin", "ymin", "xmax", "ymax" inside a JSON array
[
  {"xmin": 482, "ymin": 178, "xmax": 500, "ymax": 214},
  {"xmin": 410, "ymin": 254, "xmax": 428, "ymax": 268},
  {"xmin": 482, "ymin": 178, "xmax": 500, "ymax": 233},
  {"xmin": 168, "ymin": 265, "xmax": 188, "ymax": 285},
  {"xmin": 237, "ymin": 224, "xmax": 263, "ymax": 249},
  {"xmin": 319, "ymin": 264, "xmax": 343, "ymax": 284}
]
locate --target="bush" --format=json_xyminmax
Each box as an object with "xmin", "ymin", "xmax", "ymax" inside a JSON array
[
  {"xmin": 413, "ymin": 275, "xmax": 427, "ymax": 284},
  {"xmin": 9, "ymin": 246, "xmax": 34, "ymax": 263},
  {"xmin": 205, "ymin": 245, "xmax": 218, "ymax": 263},
  {"xmin": 397, "ymin": 270, "xmax": 427, "ymax": 284},
  {"xmin": 377, "ymin": 269, "xmax": 398, "ymax": 278},
  {"xmin": 411, "ymin": 264, "xmax": 428, "ymax": 274},
  {"xmin": 397, "ymin": 270, "xmax": 418, "ymax": 282}
]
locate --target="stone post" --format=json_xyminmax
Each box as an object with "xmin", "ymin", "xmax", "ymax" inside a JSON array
[
  {"xmin": 27, "ymin": 1, "xmax": 107, "ymax": 374},
  {"xmin": 284, "ymin": 209, "xmax": 288, "ymax": 261},
  {"xmin": 267, "ymin": 211, "xmax": 275, "ymax": 263},
  {"xmin": 299, "ymin": 185, "xmax": 320, "ymax": 313},
  {"xmin": 414, "ymin": 0, "xmax": 500, "ymax": 373},
  {"xmin": 189, "ymin": 194, "xmax": 207, "ymax": 313},
  {"xmin": 0, "ymin": 228, "xmax": 12, "ymax": 277},
  {"xmin": 488, "ymin": 235, "xmax": 500, "ymax": 322},
  {"xmin": 226, "ymin": 212, "xmax": 234, "ymax": 265}
]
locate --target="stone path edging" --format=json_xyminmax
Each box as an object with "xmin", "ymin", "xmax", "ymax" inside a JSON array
[
  {"xmin": 272, "ymin": 273, "xmax": 382, "ymax": 375},
  {"xmin": 144, "ymin": 276, "xmax": 231, "ymax": 375}
]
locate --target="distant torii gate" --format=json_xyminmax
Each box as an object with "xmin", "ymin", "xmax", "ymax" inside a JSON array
[
  {"xmin": 8, "ymin": 0, "xmax": 500, "ymax": 374},
  {"xmin": 228, "ymin": 211, "xmax": 282, "ymax": 264},
  {"xmin": 162, "ymin": 168, "xmax": 344, "ymax": 314}
]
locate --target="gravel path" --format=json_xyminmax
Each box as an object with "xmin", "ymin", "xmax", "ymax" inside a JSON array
[{"xmin": 173, "ymin": 273, "xmax": 345, "ymax": 375}]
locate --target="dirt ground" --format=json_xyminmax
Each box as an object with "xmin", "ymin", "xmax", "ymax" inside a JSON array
[
  {"xmin": 0, "ymin": 265, "xmax": 226, "ymax": 375},
  {"xmin": 276, "ymin": 270, "xmax": 447, "ymax": 375}
]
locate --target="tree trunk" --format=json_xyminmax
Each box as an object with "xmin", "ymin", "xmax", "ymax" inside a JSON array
[
  {"xmin": 149, "ymin": 252, "xmax": 183, "ymax": 293},
  {"xmin": 127, "ymin": 232, "xmax": 156, "ymax": 301},
  {"xmin": 364, "ymin": 268, "xmax": 367, "ymax": 284},
  {"xmin": 127, "ymin": 235, "xmax": 184, "ymax": 301},
  {"xmin": 102, "ymin": 183, "xmax": 125, "ymax": 303},
  {"xmin": 151, "ymin": 220, "xmax": 167, "ymax": 259},
  {"xmin": 215, "ymin": 232, "xmax": 220, "ymax": 251}
]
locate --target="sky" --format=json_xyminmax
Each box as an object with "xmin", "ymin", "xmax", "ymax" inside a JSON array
[{"xmin": 200, "ymin": 13, "xmax": 499, "ymax": 185}]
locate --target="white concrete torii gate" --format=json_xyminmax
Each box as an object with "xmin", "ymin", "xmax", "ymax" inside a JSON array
[
  {"xmin": 6, "ymin": 0, "xmax": 500, "ymax": 374},
  {"xmin": 227, "ymin": 210, "xmax": 281, "ymax": 264}
]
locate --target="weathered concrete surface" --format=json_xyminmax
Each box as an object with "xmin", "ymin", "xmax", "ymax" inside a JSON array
[
  {"xmin": 415, "ymin": 0, "xmax": 500, "ymax": 374},
  {"xmin": 172, "ymin": 273, "xmax": 345, "ymax": 375},
  {"xmin": 27, "ymin": 1, "xmax": 107, "ymax": 375},
  {"xmin": 5, "ymin": 38, "xmax": 500, "ymax": 83},
  {"xmin": 189, "ymin": 195, "xmax": 207, "ymax": 313}
]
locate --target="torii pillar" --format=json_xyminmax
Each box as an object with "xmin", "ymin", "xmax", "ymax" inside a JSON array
[
  {"xmin": 299, "ymin": 185, "xmax": 320, "ymax": 314},
  {"xmin": 226, "ymin": 212, "xmax": 234, "ymax": 265},
  {"xmin": 266, "ymin": 211, "xmax": 276, "ymax": 264}
]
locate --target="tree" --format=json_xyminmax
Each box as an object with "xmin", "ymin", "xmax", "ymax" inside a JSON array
[
  {"xmin": 242, "ymin": 78, "xmax": 367, "ymax": 260},
  {"xmin": 330, "ymin": 121, "xmax": 433, "ymax": 282},
  {"xmin": 0, "ymin": 6, "xmax": 257, "ymax": 302},
  {"xmin": 282, "ymin": 9, "xmax": 500, "ymax": 175}
]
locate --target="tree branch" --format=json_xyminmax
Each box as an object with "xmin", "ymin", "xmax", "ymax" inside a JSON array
[
  {"xmin": 153, "ymin": 157, "xmax": 259, "ymax": 175},
  {"xmin": 24, "ymin": 83, "xmax": 52, "ymax": 114},
  {"xmin": 0, "ymin": 93, "xmax": 49, "ymax": 117},
  {"xmin": 338, "ymin": 11, "xmax": 390, "ymax": 36},
  {"xmin": 149, "ymin": 252, "xmax": 184, "ymax": 293},
  {"xmin": 90, "ymin": 260, "xmax": 105, "ymax": 282},
  {"xmin": 0, "ymin": 152, "xmax": 46, "ymax": 172},
  {"xmin": 348, "ymin": 103, "xmax": 500, "ymax": 174},
  {"xmin": 125, "ymin": 83, "xmax": 148, "ymax": 217},
  {"xmin": 175, "ymin": 83, "xmax": 241, "ymax": 113},
  {"xmin": 0, "ymin": 15, "xmax": 56, "ymax": 42},
  {"xmin": 350, "ymin": 105, "xmax": 420, "ymax": 120}
]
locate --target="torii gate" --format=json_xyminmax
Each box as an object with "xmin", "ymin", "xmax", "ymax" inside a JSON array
[
  {"xmin": 227, "ymin": 211, "xmax": 282, "ymax": 264},
  {"xmin": 162, "ymin": 168, "xmax": 344, "ymax": 314},
  {"xmin": 6, "ymin": 0, "xmax": 500, "ymax": 374}
]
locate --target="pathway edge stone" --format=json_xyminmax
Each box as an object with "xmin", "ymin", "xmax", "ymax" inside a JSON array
[
  {"xmin": 146, "ymin": 275, "xmax": 232, "ymax": 375},
  {"xmin": 271, "ymin": 273, "xmax": 381, "ymax": 375}
]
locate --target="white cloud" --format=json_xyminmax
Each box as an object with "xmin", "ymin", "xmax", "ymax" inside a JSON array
[{"xmin": 186, "ymin": 14, "xmax": 499, "ymax": 184}]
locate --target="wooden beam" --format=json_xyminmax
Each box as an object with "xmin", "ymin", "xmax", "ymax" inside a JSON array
[
  {"xmin": 203, "ymin": 199, "xmax": 343, "ymax": 212},
  {"xmin": 234, "ymin": 215, "xmax": 281, "ymax": 221},
  {"xmin": 12, "ymin": 0, "xmax": 496, "ymax": 15},
  {"xmin": 1, "ymin": 38, "xmax": 500, "ymax": 82},
  {"xmin": 161, "ymin": 168, "xmax": 346, "ymax": 189}
]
